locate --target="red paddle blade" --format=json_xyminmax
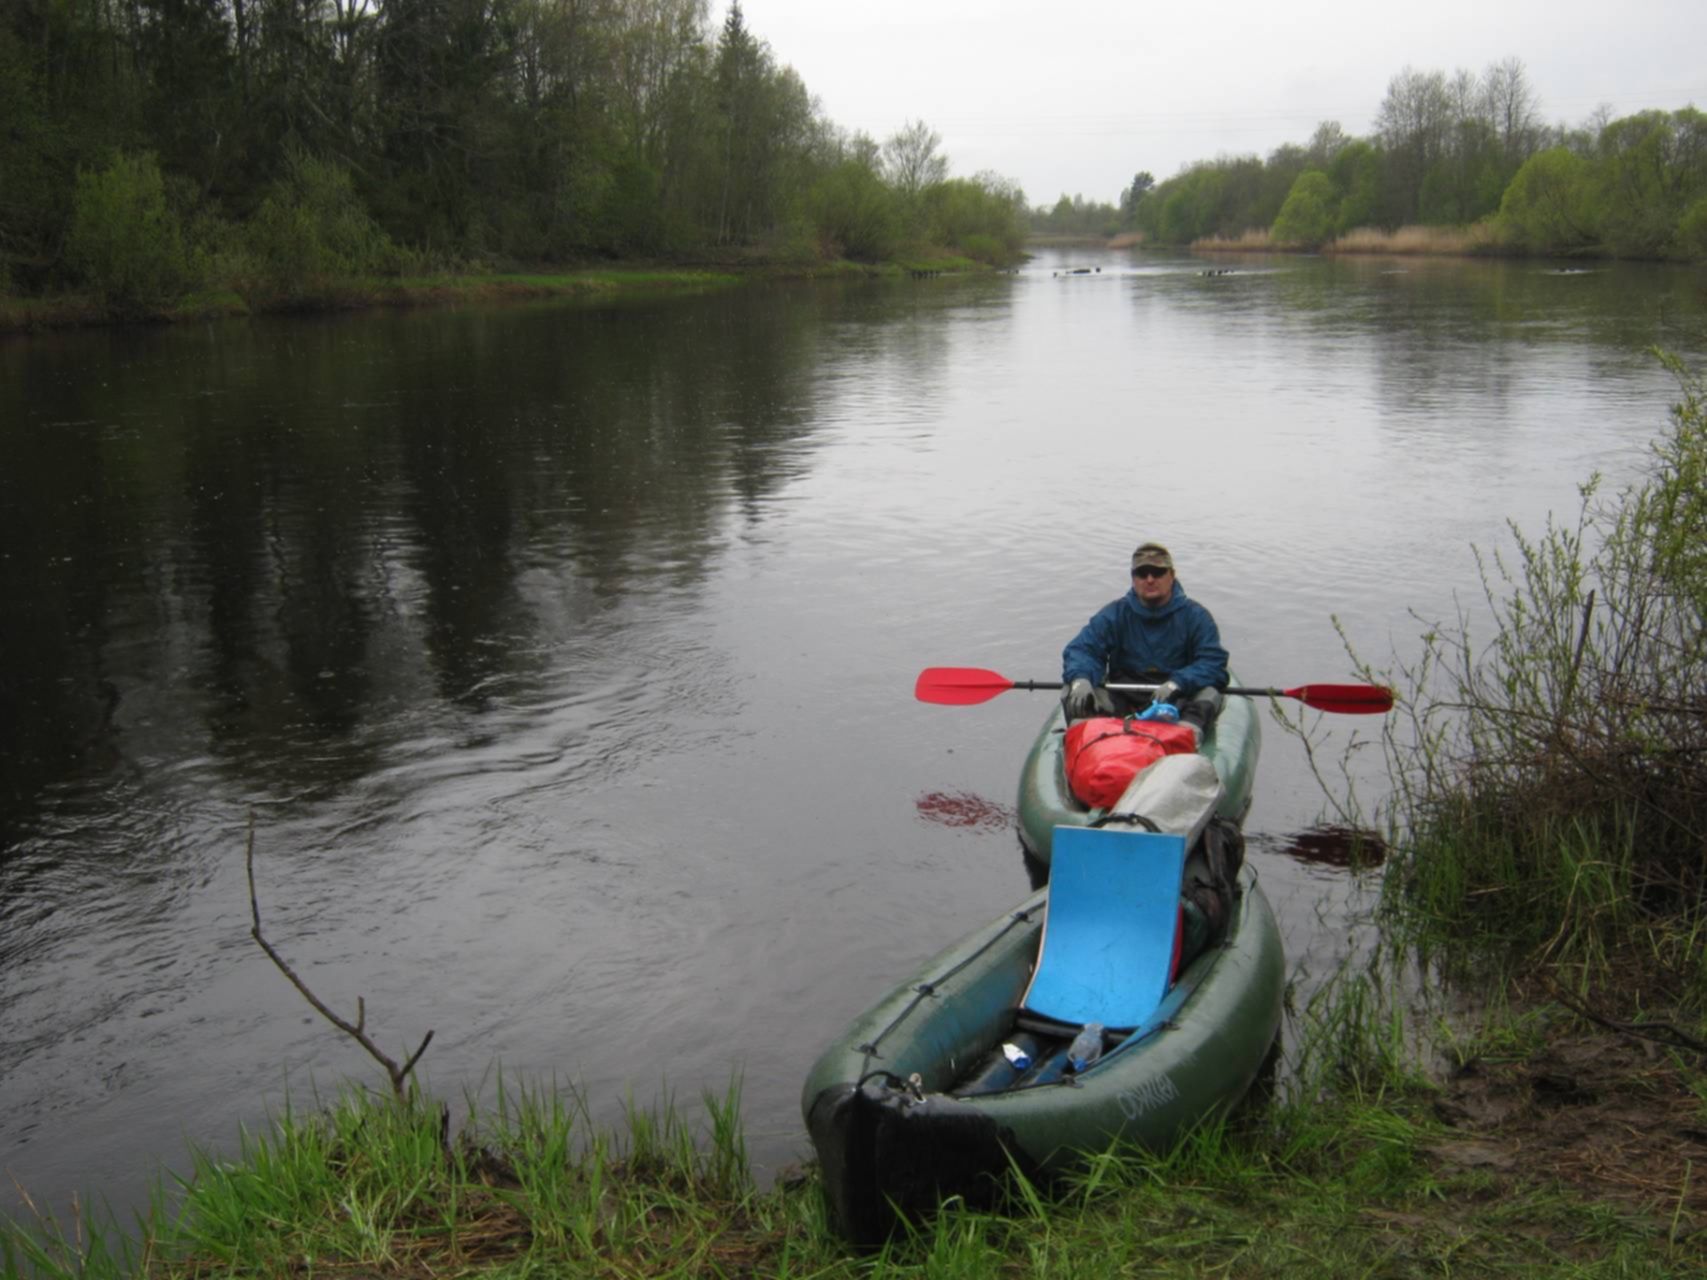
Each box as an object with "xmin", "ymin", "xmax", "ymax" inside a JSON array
[
  {"xmin": 1282, "ymin": 683, "xmax": 1395, "ymax": 714},
  {"xmin": 914, "ymin": 667, "xmax": 1017, "ymax": 705}
]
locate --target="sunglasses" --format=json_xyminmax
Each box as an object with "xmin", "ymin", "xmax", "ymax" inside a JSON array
[{"xmin": 1131, "ymin": 566, "xmax": 1171, "ymax": 580}]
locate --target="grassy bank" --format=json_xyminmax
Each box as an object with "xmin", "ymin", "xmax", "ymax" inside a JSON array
[
  {"xmin": 5, "ymin": 996, "xmax": 1700, "ymax": 1279},
  {"xmin": 0, "ymin": 268, "xmax": 735, "ymax": 333},
  {"xmin": 0, "ymin": 257, "xmax": 987, "ymax": 336}
]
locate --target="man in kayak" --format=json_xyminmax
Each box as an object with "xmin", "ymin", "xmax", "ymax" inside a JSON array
[
  {"xmin": 1062, "ymin": 541, "xmax": 1241, "ymax": 952},
  {"xmin": 1060, "ymin": 541, "xmax": 1228, "ymax": 730}
]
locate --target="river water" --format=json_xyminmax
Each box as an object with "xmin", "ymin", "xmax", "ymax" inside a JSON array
[{"xmin": 3, "ymin": 249, "xmax": 1703, "ymax": 1223}]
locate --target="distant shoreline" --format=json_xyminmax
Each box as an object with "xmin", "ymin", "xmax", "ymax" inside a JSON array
[{"xmin": 0, "ymin": 257, "xmax": 996, "ymax": 336}]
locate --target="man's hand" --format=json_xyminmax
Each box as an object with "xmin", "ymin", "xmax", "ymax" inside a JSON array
[
  {"xmin": 1150, "ymin": 679, "xmax": 1181, "ymax": 708},
  {"xmin": 1062, "ymin": 678, "xmax": 1113, "ymax": 719}
]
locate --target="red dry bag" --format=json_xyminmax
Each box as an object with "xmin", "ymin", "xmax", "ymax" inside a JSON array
[{"xmin": 1063, "ymin": 717, "xmax": 1200, "ymax": 810}]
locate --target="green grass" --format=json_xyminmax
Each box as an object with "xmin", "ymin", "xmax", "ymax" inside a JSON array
[{"xmin": 5, "ymin": 1045, "xmax": 1698, "ymax": 1280}]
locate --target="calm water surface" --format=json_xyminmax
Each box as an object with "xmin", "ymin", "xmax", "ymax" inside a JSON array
[{"xmin": 3, "ymin": 249, "xmax": 1703, "ymax": 1220}]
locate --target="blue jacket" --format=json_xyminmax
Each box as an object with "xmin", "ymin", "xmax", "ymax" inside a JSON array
[{"xmin": 1062, "ymin": 581, "xmax": 1229, "ymax": 695}]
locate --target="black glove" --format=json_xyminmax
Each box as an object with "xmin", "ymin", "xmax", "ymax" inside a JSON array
[{"xmin": 1062, "ymin": 678, "xmax": 1113, "ymax": 719}]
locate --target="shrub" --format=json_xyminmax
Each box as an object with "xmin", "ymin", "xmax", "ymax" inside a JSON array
[
  {"xmin": 1374, "ymin": 355, "xmax": 1707, "ymax": 977},
  {"xmin": 805, "ymin": 160, "xmax": 901, "ymax": 261},
  {"xmin": 246, "ymin": 147, "xmax": 401, "ymax": 297},
  {"xmin": 64, "ymin": 151, "xmax": 200, "ymax": 314},
  {"xmin": 922, "ymin": 178, "xmax": 1025, "ymax": 263}
]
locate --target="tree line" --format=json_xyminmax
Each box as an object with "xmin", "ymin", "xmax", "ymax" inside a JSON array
[
  {"xmin": 1036, "ymin": 60, "xmax": 1707, "ymax": 262},
  {"xmin": 0, "ymin": 0, "xmax": 1028, "ymax": 312}
]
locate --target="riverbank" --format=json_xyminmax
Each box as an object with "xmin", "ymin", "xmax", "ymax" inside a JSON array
[
  {"xmin": 4, "ymin": 980, "xmax": 1700, "ymax": 1279},
  {"xmin": 1191, "ymin": 224, "xmax": 1510, "ymax": 256},
  {"xmin": 1109, "ymin": 223, "xmax": 1561, "ymax": 260},
  {"xmin": 0, "ymin": 256, "xmax": 986, "ymax": 336}
]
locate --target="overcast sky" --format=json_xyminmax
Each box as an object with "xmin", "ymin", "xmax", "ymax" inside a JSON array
[{"xmin": 745, "ymin": 1, "xmax": 1707, "ymax": 207}]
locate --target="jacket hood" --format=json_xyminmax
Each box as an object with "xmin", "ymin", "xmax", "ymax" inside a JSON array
[{"xmin": 1123, "ymin": 580, "xmax": 1194, "ymax": 620}]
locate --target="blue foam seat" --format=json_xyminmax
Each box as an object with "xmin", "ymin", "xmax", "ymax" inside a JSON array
[{"xmin": 1019, "ymin": 825, "xmax": 1188, "ymax": 1031}]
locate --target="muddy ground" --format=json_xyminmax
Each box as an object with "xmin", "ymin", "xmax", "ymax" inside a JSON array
[{"xmin": 1426, "ymin": 1016, "xmax": 1707, "ymax": 1243}]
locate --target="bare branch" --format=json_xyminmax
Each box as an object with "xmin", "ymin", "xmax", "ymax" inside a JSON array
[{"xmin": 246, "ymin": 813, "xmax": 433, "ymax": 1101}]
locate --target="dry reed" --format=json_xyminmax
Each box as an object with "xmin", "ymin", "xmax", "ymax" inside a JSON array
[
  {"xmin": 1327, "ymin": 222, "xmax": 1505, "ymax": 256},
  {"xmin": 1192, "ymin": 228, "xmax": 1273, "ymax": 252}
]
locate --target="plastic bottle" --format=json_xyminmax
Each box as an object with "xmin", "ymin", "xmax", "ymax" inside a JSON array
[
  {"xmin": 1001, "ymin": 1042, "xmax": 1032, "ymax": 1070},
  {"xmin": 1066, "ymin": 1023, "xmax": 1105, "ymax": 1074}
]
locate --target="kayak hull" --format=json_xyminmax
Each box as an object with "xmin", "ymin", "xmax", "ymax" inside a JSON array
[{"xmin": 801, "ymin": 864, "xmax": 1285, "ymax": 1246}]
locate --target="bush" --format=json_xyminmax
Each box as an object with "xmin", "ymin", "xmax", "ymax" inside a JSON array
[
  {"xmin": 64, "ymin": 151, "xmax": 201, "ymax": 314},
  {"xmin": 1374, "ymin": 355, "xmax": 1707, "ymax": 978},
  {"xmin": 806, "ymin": 160, "xmax": 901, "ymax": 261},
  {"xmin": 246, "ymin": 147, "xmax": 401, "ymax": 297},
  {"xmin": 922, "ymin": 178, "xmax": 1025, "ymax": 263}
]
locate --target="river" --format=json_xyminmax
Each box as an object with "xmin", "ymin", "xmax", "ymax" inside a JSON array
[{"xmin": 2, "ymin": 248, "xmax": 1703, "ymax": 1224}]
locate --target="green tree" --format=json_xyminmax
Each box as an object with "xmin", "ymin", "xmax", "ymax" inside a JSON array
[
  {"xmin": 706, "ymin": 1, "xmax": 818, "ymax": 246},
  {"xmin": 1270, "ymin": 170, "xmax": 1335, "ymax": 247},
  {"xmin": 1418, "ymin": 118, "xmax": 1504, "ymax": 224},
  {"xmin": 131, "ymin": 0, "xmax": 240, "ymax": 193},
  {"xmin": 1594, "ymin": 109, "xmax": 1707, "ymax": 258},
  {"xmin": 609, "ymin": 0, "xmax": 711, "ymax": 229},
  {"xmin": 1375, "ymin": 65, "xmax": 1454, "ymax": 224},
  {"xmin": 371, "ymin": 0, "xmax": 521, "ymax": 252},
  {"xmin": 1679, "ymin": 195, "xmax": 1707, "ymax": 262},
  {"xmin": 1261, "ymin": 143, "xmax": 1311, "ymax": 224},
  {"xmin": 1327, "ymin": 139, "xmax": 1381, "ymax": 232},
  {"xmin": 1119, "ymin": 170, "xmax": 1154, "ymax": 221},
  {"xmin": 0, "ymin": 24, "xmax": 60, "ymax": 288},
  {"xmin": 2, "ymin": 0, "xmax": 138, "ymax": 288},
  {"xmin": 1498, "ymin": 146, "xmax": 1598, "ymax": 252},
  {"xmin": 1157, "ymin": 166, "xmax": 1226, "ymax": 242}
]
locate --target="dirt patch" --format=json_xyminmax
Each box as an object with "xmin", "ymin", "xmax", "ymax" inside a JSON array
[{"xmin": 1429, "ymin": 1028, "xmax": 1707, "ymax": 1235}]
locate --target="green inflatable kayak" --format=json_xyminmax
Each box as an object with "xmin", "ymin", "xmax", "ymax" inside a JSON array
[
  {"xmin": 801, "ymin": 739, "xmax": 1284, "ymax": 1247},
  {"xmin": 1018, "ymin": 691, "xmax": 1262, "ymax": 866}
]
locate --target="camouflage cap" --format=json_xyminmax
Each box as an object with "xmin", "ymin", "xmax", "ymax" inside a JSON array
[{"xmin": 1130, "ymin": 542, "xmax": 1173, "ymax": 571}]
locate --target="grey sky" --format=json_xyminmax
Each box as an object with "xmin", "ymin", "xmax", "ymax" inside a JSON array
[{"xmin": 748, "ymin": 1, "xmax": 1707, "ymax": 207}]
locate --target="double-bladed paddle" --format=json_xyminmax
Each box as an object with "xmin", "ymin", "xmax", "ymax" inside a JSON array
[{"xmin": 913, "ymin": 666, "xmax": 1394, "ymax": 715}]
